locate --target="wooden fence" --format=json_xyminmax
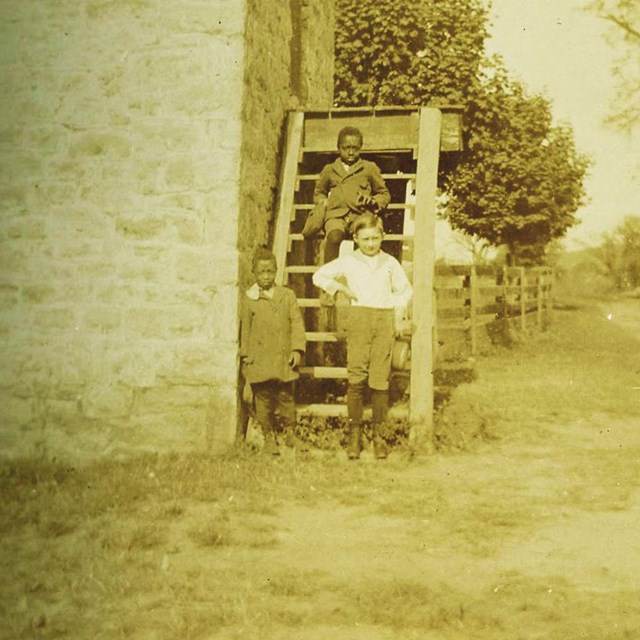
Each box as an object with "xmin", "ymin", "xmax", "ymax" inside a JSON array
[{"xmin": 434, "ymin": 265, "xmax": 553, "ymax": 361}]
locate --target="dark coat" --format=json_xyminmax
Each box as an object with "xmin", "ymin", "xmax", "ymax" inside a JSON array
[
  {"xmin": 240, "ymin": 285, "xmax": 306, "ymax": 384},
  {"xmin": 313, "ymin": 158, "xmax": 390, "ymax": 220}
]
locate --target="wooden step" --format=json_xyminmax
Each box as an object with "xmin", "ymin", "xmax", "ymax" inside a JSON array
[
  {"xmin": 294, "ymin": 203, "xmax": 414, "ymax": 211},
  {"xmin": 296, "ymin": 403, "xmax": 409, "ymax": 419},
  {"xmin": 297, "ymin": 173, "xmax": 417, "ymax": 181},
  {"xmin": 297, "ymin": 298, "xmax": 321, "ymax": 307},
  {"xmin": 305, "ymin": 331, "xmax": 340, "ymax": 342},
  {"xmin": 301, "ymin": 146, "xmax": 417, "ymax": 155},
  {"xmin": 285, "ymin": 265, "xmax": 319, "ymax": 274},
  {"xmin": 299, "ymin": 366, "xmax": 348, "ymax": 378},
  {"xmin": 288, "ymin": 233, "xmax": 414, "ymax": 243}
]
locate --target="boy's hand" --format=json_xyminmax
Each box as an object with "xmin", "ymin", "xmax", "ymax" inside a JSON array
[
  {"xmin": 288, "ymin": 351, "xmax": 301, "ymax": 368},
  {"xmin": 339, "ymin": 284, "xmax": 358, "ymax": 302},
  {"xmin": 357, "ymin": 194, "xmax": 381, "ymax": 212}
]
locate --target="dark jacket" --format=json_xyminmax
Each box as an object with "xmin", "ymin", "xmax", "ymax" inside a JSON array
[
  {"xmin": 240, "ymin": 285, "xmax": 306, "ymax": 384},
  {"xmin": 314, "ymin": 158, "xmax": 390, "ymax": 220}
]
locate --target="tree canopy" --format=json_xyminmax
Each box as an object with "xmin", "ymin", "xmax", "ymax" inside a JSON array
[
  {"xmin": 334, "ymin": 0, "xmax": 589, "ymax": 263},
  {"xmin": 445, "ymin": 62, "xmax": 590, "ymax": 263}
]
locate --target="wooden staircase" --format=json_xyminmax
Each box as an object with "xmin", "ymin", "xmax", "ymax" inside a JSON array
[{"xmin": 272, "ymin": 107, "xmax": 460, "ymax": 437}]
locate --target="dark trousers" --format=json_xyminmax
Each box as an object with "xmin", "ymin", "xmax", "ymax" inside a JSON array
[{"xmin": 251, "ymin": 380, "xmax": 295, "ymax": 434}]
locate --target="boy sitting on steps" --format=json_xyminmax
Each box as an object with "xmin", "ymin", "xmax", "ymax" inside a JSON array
[{"xmin": 305, "ymin": 126, "xmax": 390, "ymax": 277}]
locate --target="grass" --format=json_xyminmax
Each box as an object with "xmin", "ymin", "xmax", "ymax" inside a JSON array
[{"xmin": 1, "ymin": 299, "xmax": 640, "ymax": 639}]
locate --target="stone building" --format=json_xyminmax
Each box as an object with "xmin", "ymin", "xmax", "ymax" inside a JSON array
[{"xmin": 0, "ymin": 0, "xmax": 335, "ymax": 459}]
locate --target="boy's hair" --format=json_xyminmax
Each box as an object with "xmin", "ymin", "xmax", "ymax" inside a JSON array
[
  {"xmin": 337, "ymin": 126, "xmax": 363, "ymax": 148},
  {"xmin": 352, "ymin": 212, "xmax": 384, "ymax": 236},
  {"xmin": 252, "ymin": 246, "xmax": 277, "ymax": 270}
]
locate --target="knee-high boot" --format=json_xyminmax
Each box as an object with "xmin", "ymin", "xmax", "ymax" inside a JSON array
[
  {"xmin": 346, "ymin": 382, "xmax": 365, "ymax": 459},
  {"xmin": 371, "ymin": 389, "xmax": 389, "ymax": 459}
]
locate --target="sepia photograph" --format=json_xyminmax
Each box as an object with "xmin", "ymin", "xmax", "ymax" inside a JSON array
[{"xmin": 1, "ymin": 0, "xmax": 639, "ymax": 637}]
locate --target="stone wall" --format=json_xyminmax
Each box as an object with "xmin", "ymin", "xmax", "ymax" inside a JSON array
[
  {"xmin": 239, "ymin": 0, "xmax": 334, "ymax": 285},
  {"xmin": 0, "ymin": 0, "xmax": 335, "ymax": 461},
  {"xmin": 0, "ymin": 1, "xmax": 246, "ymax": 459}
]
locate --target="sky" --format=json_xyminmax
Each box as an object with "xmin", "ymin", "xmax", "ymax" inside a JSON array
[{"xmin": 484, "ymin": 0, "xmax": 640, "ymax": 249}]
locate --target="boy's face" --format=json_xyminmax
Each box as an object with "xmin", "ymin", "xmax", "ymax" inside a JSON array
[
  {"xmin": 254, "ymin": 259, "xmax": 277, "ymax": 290},
  {"xmin": 355, "ymin": 226, "xmax": 383, "ymax": 257},
  {"xmin": 338, "ymin": 135, "xmax": 362, "ymax": 166}
]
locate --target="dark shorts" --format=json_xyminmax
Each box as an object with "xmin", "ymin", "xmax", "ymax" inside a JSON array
[{"xmin": 346, "ymin": 306, "xmax": 395, "ymax": 390}]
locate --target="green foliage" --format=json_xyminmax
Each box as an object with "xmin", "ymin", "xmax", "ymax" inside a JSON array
[
  {"xmin": 446, "ymin": 62, "xmax": 591, "ymax": 263},
  {"xmin": 335, "ymin": 0, "xmax": 589, "ymax": 261},
  {"xmin": 597, "ymin": 215, "xmax": 640, "ymax": 288},
  {"xmin": 295, "ymin": 415, "xmax": 410, "ymax": 450},
  {"xmin": 335, "ymin": 0, "xmax": 488, "ymax": 106}
]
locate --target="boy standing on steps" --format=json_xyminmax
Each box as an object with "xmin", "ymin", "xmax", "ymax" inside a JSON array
[
  {"xmin": 312, "ymin": 213, "xmax": 412, "ymax": 460},
  {"xmin": 307, "ymin": 126, "xmax": 390, "ymax": 272},
  {"xmin": 240, "ymin": 248, "xmax": 307, "ymax": 455}
]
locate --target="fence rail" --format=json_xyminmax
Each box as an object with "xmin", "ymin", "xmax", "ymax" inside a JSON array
[{"xmin": 434, "ymin": 265, "xmax": 553, "ymax": 360}]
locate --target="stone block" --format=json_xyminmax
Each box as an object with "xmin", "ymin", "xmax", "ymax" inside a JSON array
[
  {"xmin": 132, "ymin": 384, "xmax": 211, "ymax": 415},
  {"xmin": 164, "ymin": 161, "xmax": 196, "ymax": 191},
  {"xmin": 22, "ymin": 284, "xmax": 57, "ymax": 304},
  {"xmin": 126, "ymin": 308, "xmax": 168, "ymax": 339},
  {"xmin": 0, "ymin": 284, "xmax": 19, "ymax": 309},
  {"xmin": 118, "ymin": 259, "xmax": 169, "ymax": 284},
  {"xmin": 33, "ymin": 309, "xmax": 76, "ymax": 330},
  {"xmin": 84, "ymin": 308, "xmax": 122, "ymax": 331},
  {"xmin": 55, "ymin": 208, "xmax": 112, "ymax": 239},
  {"xmin": 0, "ymin": 423, "xmax": 45, "ymax": 459},
  {"xmin": 166, "ymin": 306, "xmax": 205, "ymax": 337},
  {"xmin": 174, "ymin": 248, "xmax": 235, "ymax": 285},
  {"xmin": 2, "ymin": 216, "xmax": 47, "ymax": 240},
  {"xmin": 83, "ymin": 382, "xmax": 133, "ymax": 419},
  {"xmin": 0, "ymin": 396, "xmax": 33, "ymax": 426},
  {"xmin": 115, "ymin": 214, "xmax": 167, "ymax": 240},
  {"xmin": 117, "ymin": 349, "xmax": 161, "ymax": 387},
  {"xmin": 156, "ymin": 342, "xmax": 231, "ymax": 386},
  {"xmin": 68, "ymin": 132, "xmax": 132, "ymax": 159}
]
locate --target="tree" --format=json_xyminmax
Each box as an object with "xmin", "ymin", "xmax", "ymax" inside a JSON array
[
  {"xmin": 600, "ymin": 215, "xmax": 640, "ymax": 288},
  {"xmin": 335, "ymin": 0, "xmax": 489, "ymax": 106},
  {"xmin": 587, "ymin": 0, "xmax": 640, "ymax": 130},
  {"xmin": 445, "ymin": 62, "xmax": 590, "ymax": 264},
  {"xmin": 334, "ymin": 0, "xmax": 589, "ymax": 263}
]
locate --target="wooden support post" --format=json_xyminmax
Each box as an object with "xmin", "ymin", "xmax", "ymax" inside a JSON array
[
  {"xmin": 519, "ymin": 267, "xmax": 526, "ymax": 331},
  {"xmin": 273, "ymin": 112, "xmax": 304, "ymax": 286},
  {"xmin": 410, "ymin": 107, "xmax": 441, "ymax": 446},
  {"xmin": 469, "ymin": 265, "xmax": 477, "ymax": 356}
]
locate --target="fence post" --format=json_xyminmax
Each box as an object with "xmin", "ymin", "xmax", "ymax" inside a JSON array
[
  {"xmin": 546, "ymin": 268, "xmax": 554, "ymax": 325},
  {"xmin": 537, "ymin": 271, "xmax": 543, "ymax": 331},
  {"xmin": 469, "ymin": 265, "xmax": 477, "ymax": 356},
  {"xmin": 501, "ymin": 266, "xmax": 508, "ymax": 319},
  {"xmin": 519, "ymin": 267, "xmax": 526, "ymax": 331}
]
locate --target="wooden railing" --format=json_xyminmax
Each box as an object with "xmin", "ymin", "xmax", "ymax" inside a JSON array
[{"xmin": 434, "ymin": 265, "xmax": 553, "ymax": 360}]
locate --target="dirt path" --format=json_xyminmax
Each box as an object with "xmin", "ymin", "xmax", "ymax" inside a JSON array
[
  {"xmin": 2, "ymin": 301, "xmax": 640, "ymax": 639},
  {"xmin": 209, "ymin": 302, "xmax": 640, "ymax": 639}
]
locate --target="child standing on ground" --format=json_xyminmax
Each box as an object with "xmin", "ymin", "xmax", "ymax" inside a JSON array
[
  {"xmin": 308, "ymin": 126, "xmax": 390, "ymax": 267},
  {"xmin": 312, "ymin": 213, "xmax": 412, "ymax": 460},
  {"xmin": 240, "ymin": 248, "xmax": 307, "ymax": 455}
]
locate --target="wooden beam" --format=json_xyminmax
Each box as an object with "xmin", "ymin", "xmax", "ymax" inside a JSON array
[
  {"xmin": 409, "ymin": 107, "xmax": 441, "ymax": 446},
  {"xmin": 273, "ymin": 112, "xmax": 304, "ymax": 285}
]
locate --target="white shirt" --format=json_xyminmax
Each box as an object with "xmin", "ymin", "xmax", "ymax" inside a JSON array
[
  {"xmin": 245, "ymin": 283, "xmax": 274, "ymax": 300},
  {"xmin": 313, "ymin": 250, "xmax": 412, "ymax": 310}
]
